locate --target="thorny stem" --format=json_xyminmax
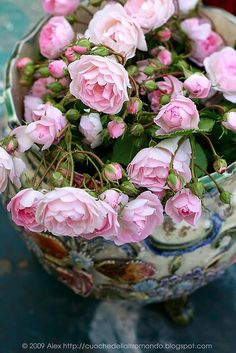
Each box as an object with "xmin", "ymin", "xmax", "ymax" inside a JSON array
[
  {"xmin": 129, "ymin": 75, "xmax": 140, "ymax": 97},
  {"xmin": 35, "ymin": 151, "xmax": 61, "ymax": 189},
  {"xmin": 199, "ymin": 105, "xmax": 225, "ymax": 115}
]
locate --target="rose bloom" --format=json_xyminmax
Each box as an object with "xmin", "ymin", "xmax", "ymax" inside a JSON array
[
  {"xmin": 107, "ymin": 120, "xmax": 126, "ymax": 139},
  {"xmin": 35, "ymin": 187, "xmax": 111, "ymax": 237},
  {"xmin": 154, "ymin": 96, "xmax": 199, "ymax": 135},
  {"xmin": 24, "ymin": 96, "xmax": 43, "ymax": 122},
  {"xmin": 48, "ymin": 60, "xmax": 67, "ymax": 78},
  {"xmin": 165, "ymin": 189, "xmax": 202, "ymax": 226},
  {"xmin": 125, "ymin": 0, "xmax": 175, "ymax": 33},
  {"xmin": 13, "ymin": 104, "xmax": 67, "ymax": 152},
  {"xmin": 127, "ymin": 137, "xmax": 192, "ymax": 193},
  {"xmin": 39, "ymin": 16, "xmax": 74, "ymax": 59},
  {"xmin": 183, "ymin": 73, "xmax": 211, "ymax": 99},
  {"xmin": 178, "ymin": 0, "xmax": 199, "ymax": 14},
  {"xmin": 0, "ymin": 147, "xmax": 25, "ymax": 192},
  {"xmin": 68, "ymin": 55, "xmax": 130, "ymax": 115},
  {"xmin": 79, "ymin": 113, "xmax": 103, "ymax": 149},
  {"xmin": 85, "ymin": 3, "xmax": 147, "ymax": 60},
  {"xmin": 204, "ymin": 47, "xmax": 236, "ymax": 103},
  {"xmin": 7, "ymin": 189, "xmax": 45, "ymax": 232},
  {"xmin": 222, "ymin": 111, "xmax": 236, "ymax": 133},
  {"xmin": 148, "ymin": 90, "xmax": 162, "ymax": 113},
  {"xmin": 116, "ymin": 191, "xmax": 164, "ymax": 245},
  {"xmin": 43, "ymin": 0, "xmax": 80, "ymax": 16},
  {"xmin": 181, "ymin": 17, "xmax": 212, "ymax": 41},
  {"xmin": 191, "ymin": 31, "xmax": 224, "ymax": 67},
  {"xmin": 158, "ymin": 75, "xmax": 183, "ymax": 98}
]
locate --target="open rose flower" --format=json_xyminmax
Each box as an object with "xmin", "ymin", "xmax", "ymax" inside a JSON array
[
  {"xmin": 43, "ymin": 0, "xmax": 80, "ymax": 16},
  {"xmin": 158, "ymin": 75, "xmax": 183, "ymax": 97},
  {"xmin": 24, "ymin": 96, "xmax": 43, "ymax": 122},
  {"xmin": 7, "ymin": 189, "xmax": 44, "ymax": 232},
  {"xmin": 100, "ymin": 190, "xmax": 128, "ymax": 210},
  {"xmin": 127, "ymin": 137, "xmax": 191, "ymax": 192},
  {"xmin": 204, "ymin": 47, "xmax": 236, "ymax": 103},
  {"xmin": 125, "ymin": 0, "xmax": 175, "ymax": 33},
  {"xmin": 183, "ymin": 73, "xmax": 211, "ymax": 99},
  {"xmin": 79, "ymin": 113, "xmax": 103, "ymax": 149},
  {"xmin": 68, "ymin": 55, "xmax": 130, "ymax": 114},
  {"xmin": 39, "ymin": 16, "xmax": 74, "ymax": 59},
  {"xmin": 48, "ymin": 60, "xmax": 67, "ymax": 78},
  {"xmin": 222, "ymin": 111, "xmax": 236, "ymax": 133},
  {"xmin": 165, "ymin": 189, "xmax": 202, "ymax": 226},
  {"xmin": 0, "ymin": 147, "xmax": 25, "ymax": 192},
  {"xmin": 35, "ymin": 187, "xmax": 112, "ymax": 237},
  {"xmin": 12, "ymin": 104, "xmax": 67, "ymax": 152},
  {"xmin": 181, "ymin": 17, "xmax": 212, "ymax": 41},
  {"xmin": 116, "ymin": 191, "xmax": 164, "ymax": 245},
  {"xmin": 85, "ymin": 3, "xmax": 147, "ymax": 60},
  {"xmin": 154, "ymin": 96, "xmax": 199, "ymax": 135}
]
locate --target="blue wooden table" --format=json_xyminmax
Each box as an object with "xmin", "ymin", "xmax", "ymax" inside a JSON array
[{"xmin": 0, "ymin": 1, "xmax": 235, "ymax": 352}]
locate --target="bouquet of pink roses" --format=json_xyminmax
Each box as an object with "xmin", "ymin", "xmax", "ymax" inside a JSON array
[{"xmin": 2, "ymin": 0, "xmax": 236, "ymax": 246}]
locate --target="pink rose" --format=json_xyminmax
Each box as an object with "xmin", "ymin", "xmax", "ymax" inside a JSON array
[
  {"xmin": 43, "ymin": 0, "xmax": 80, "ymax": 16},
  {"xmin": 16, "ymin": 57, "xmax": 33, "ymax": 71},
  {"xmin": 24, "ymin": 96, "xmax": 43, "ymax": 122},
  {"xmin": 158, "ymin": 27, "xmax": 172, "ymax": 42},
  {"xmin": 178, "ymin": 0, "xmax": 199, "ymax": 14},
  {"xmin": 154, "ymin": 96, "xmax": 199, "ymax": 135},
  {"xmin": 191, "ymin": 32, "xmax": 224, "ymax": 67},
  {"xmin": 116, "ymin": 191, "xmax": 164, "ymax": 245},
  {"xmin": 100, "ymin": 190, "xmax": 128, "ymax": 210},
  {"xmin": 165, "ymin": 189, "xmax": 202, "ymax": 226},
  {"xmin": 48, "ymin": 60, "xmax": 67, "ymax": 78},
  {"xmin": 222, "ymin": 111, "xmax": 236, "ymax": 133},
  {"xmin": 39, "ymin": 16, "xmax": 74, "ymax": 59},
  {"xmin": 35, "ymin": 187, "xmax": 111, "ymax": 237},
  {"xmin": 31, "ymin": 77, "xmax": 55, "ymax": 98},
  {"xmin": 13, "ymin": 104, "xmax": 67, "ymax": 151},
  {"xmin": 107, "ymin": 121, "xmax": 126, "ymax": 139},
  {"xmin": 158, "ymin": 75, "xmax": 183, "ymax": 97},
  {"xmin": 148, "ymin": 90, "xmax": 162, "ymax": 113},
  {"xmin": 157, "ymin": 48, "xmax": 172, "ymax": 66},
  {"xmin": 85, "ymin": 3, "xmax": 147, "ymax": 60},
  {"xmin": 125, "ymin": 0, "xmax": 175, "ymax": 33},
  {"xmin": 127, "ymin": 137, "xmax": 191, "ymax": 192},
  {"xmin": 7, "ymin": 189, "xmax": 44, "ymax": 232},
  {"xmin": 181, "ymin": 18, "xmax": 212, "ymax": 41},
  {"xmin": 79, "ymin": 113, "xmax": 102, "ymax": 149},
  {"xmin": 204, "ymin": 47, "xmax": 236, "ymax": 103},
  {"xmin": 104, "ymin": 163, "xmax": 123, "ymax": 181},
  {"xmin": 184, "ymin": 73, "xmax": 211, "ymax": 99},
  {"xmin": 0, "ymin": 147, "xmax": 25, "ymax": 192},
  {"xmin": 68, "ymin": 55, "xmax": 130, "ymax": 114}
]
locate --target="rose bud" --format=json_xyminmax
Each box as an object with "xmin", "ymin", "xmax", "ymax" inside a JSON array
[
  {"xmin": 48, "ymin": 60, "xmax": 67, "ymax": 78},
  {"xmin": 144, "ymin": 80, "xmax": 157, "ymax": 92},
  {"xmin": 38, "ymin": 66, "xmax": 50, "ymax": 77},
  {"xmin": 213, "ymin": 158, "xmax": 227, "ymax": 174},
  {"xmin": 190, "ymin": 178, "xmax": 205, "ymax": 198},
  {"xmin": 144, "ymin": 65, "xmax": 155, "ymax": 76},
  {"xmin": 157, "ymin": 48, "xmax": 172, "ymax": 66},
  {"xmin": 65, "ymin": 109, "xmax": 80, "ymax": 122},
  {"xmin": 16, "ymin": 57, "xmax": 33, "ymax": 72},
  {"xmin": 107, "ymin": 120, "xmax": 126, "ymax": 139},
  {"xmin": 43, "ymin": 0, "xmax": 80, "ymax": 16},
  {"xmin": 222, "ymin": 111, "xmax": 236, "ymax": 133},
  {"xmin": 183, "ymin": 73, "xmax": 211, "ymax": 99},
  {"xmin": 120, "ymin": 181, "xmax": 139, "ymax": 197},
  {"xmin": 127, "ymin": 65, "xmax": 138, "ymax": 76},
  {"xmin": 74, "ymin": 37, "xmax": 91, "ymax": 52},
  {"xmin": 157, "ymin": 27, "xmax": 172, "ymax": 42},
  {"xmin": 127, "ymin": 98, "xmax": 143, "ymax": 115},
  {"xmin": 65, "ymin": 47, "xmax": 80, "ymax": 63},
  {"xmin": 167, "ymin": 171, "xmax": 183, "ymax": 192},
  {"xmin": 220, "ymin": 191, "xmax": 232, "ymax": 205},
  {"xmin": 160, "ymin": 94, "xmax": 171, "ymax": 105},
  {"xmin": 130, "ymin": 123, "xmax": 144, "ymax": 137},
  {"xmin": 104, "ymin": 163, "xmax": 123, "ymax": 181},
  {"xmin": 91, "ymin": 46, "xmax": 110, "ymax": 57},
  {"xmin": 46, "ymin": 82, "xmax": 64, "ymax": 93},
  {"xmin": 6, "ymin": 137, "xmax": 18, "ymax": 154}
]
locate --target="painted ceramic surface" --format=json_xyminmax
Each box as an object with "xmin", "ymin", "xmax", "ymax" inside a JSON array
[{"xmin": 2, "ymin": 6, "xmax": 236, "ymax": 301}]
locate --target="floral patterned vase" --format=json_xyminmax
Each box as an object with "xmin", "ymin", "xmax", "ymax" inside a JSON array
[{"xmin": 2, "ymin": 7, "xmax": 236, "ymax": 312}]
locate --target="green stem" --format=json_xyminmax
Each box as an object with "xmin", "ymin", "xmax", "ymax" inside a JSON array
[
  {"xmin": 200, "ymin": 105, "xmax": 225, "ymax": 115},
  {"xmin": 194, "ymin": 163, "xmax": 222, "ymax": 193},
  {"xmin": 35, "ymin": 151, "xmax": 61, "ymax": 190},
  {"xmin": 189, "ymin": 136, "xmax": 196, "ymax": 179},
  {"xmin": 200, "ymin": 133, "xmax": 218, "ymax": 158}
]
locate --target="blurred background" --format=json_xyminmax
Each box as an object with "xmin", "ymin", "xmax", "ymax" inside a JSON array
[{"xmin": 0, "ymin": 1, "xmax": 236, "ymax": 352}]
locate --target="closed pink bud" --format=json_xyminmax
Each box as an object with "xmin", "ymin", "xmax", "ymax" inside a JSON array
[
  {"xmin": 43, "ymin": 0, "xmax": 80, "ymax": 16},
  {"xmin": 157, "ymin": 48, "xmax": 172, "ymax": 66},
  {"xmin": 127, "ymin": 98, "xmax": 143, "ymax": 115},
  {"xmin": 158, "ymin": 28, "xmax": 172, "ymax": 42},
  {"xmin": 65, "ymin": 47, "xmax": 78, "ymax": 63},
  {"xmin": 104, "ymin": 163, "xmax": 123, "ymax": 181},
  {"xmin": 16, "ymin": 57, "xmax": 33, "ymax": 71},
  {"xmin": 107, "ymin": 120, "xmax": 126, "ymax": 139},
  {"xmin": 72, "ymin": 45, "xmax": 88, "ymax": 54},
  {"xmin": 48, "ymin": 60, "xmax": 67, "ymax": 78}
]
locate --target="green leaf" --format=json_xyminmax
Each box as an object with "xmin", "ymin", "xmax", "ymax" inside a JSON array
[
  {"xmin": 154, "ymin": 129, "xmax": 197, "ymax": 139},
  {"xmin": 195, "ymin": 143, "xmax": 208, "ymax": 177},
  {"xmin": 198, "ymin": 118, "xmax": 215, "ymax": 132},
  {"xmin": 111, "ymin": 134, "xmax": 148, "ymax": 166}
]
